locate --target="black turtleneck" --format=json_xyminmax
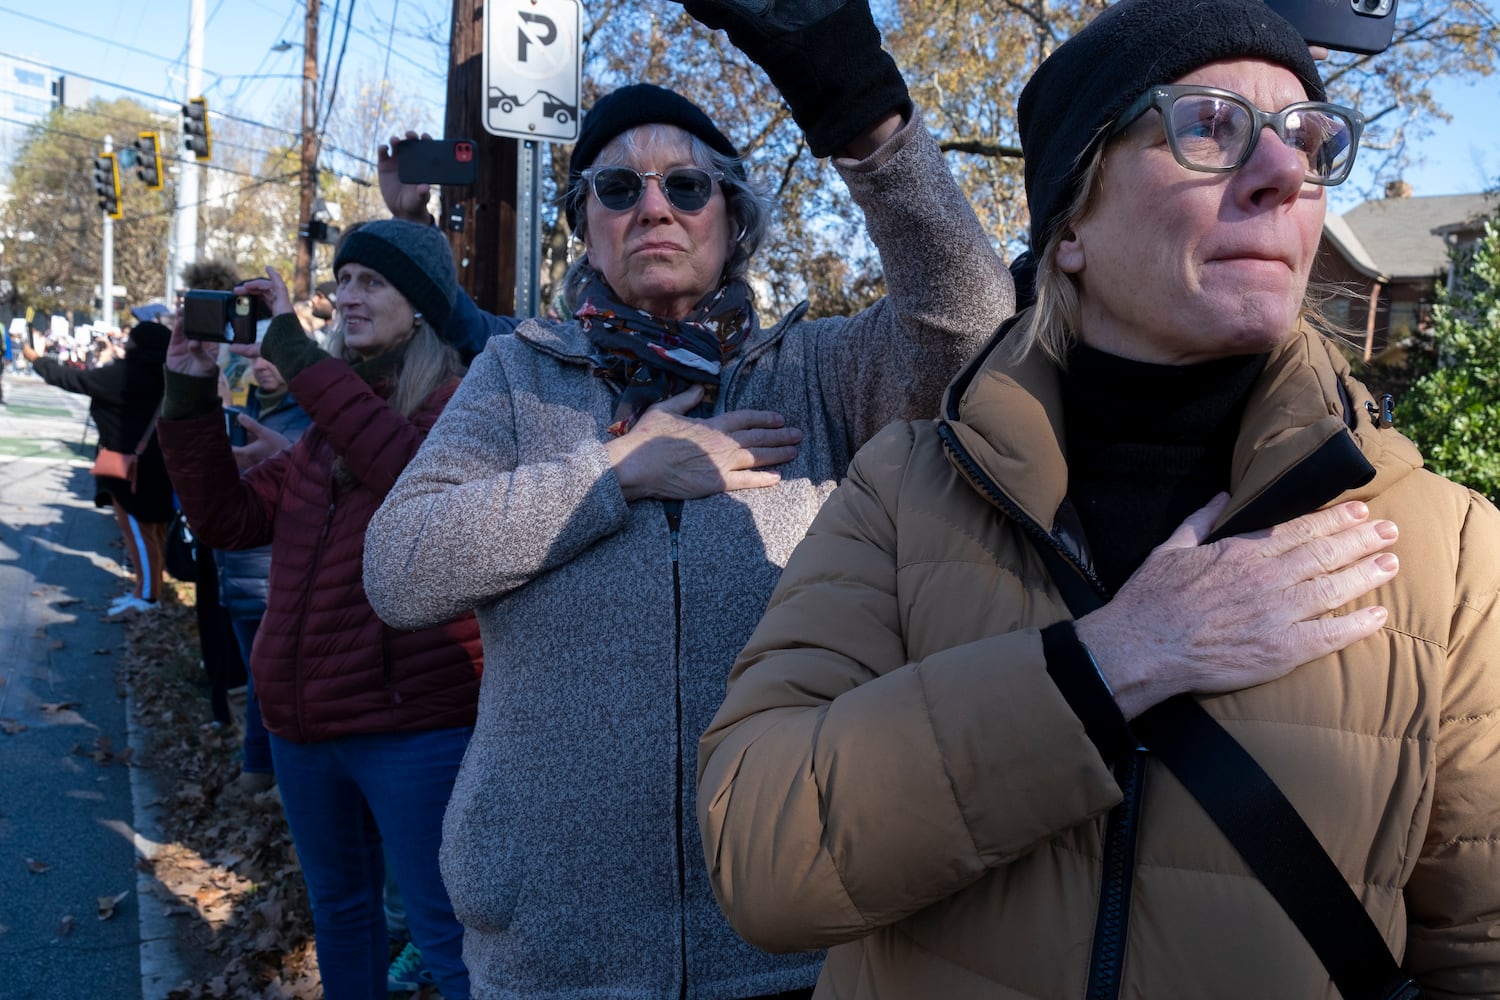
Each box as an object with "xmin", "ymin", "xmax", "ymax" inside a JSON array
[{"xmin": 1061, "ymin": 343, "xmax": 1268, "ymax": 593}]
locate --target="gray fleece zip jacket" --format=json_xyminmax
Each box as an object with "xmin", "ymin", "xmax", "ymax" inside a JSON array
[{"xmin": 363, "ymin": 112, "xmax": 1013, "ymax": 1000}]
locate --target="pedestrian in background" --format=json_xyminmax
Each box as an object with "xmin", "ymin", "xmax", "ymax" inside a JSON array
[
  {"xmin": 362, "ymin": 0, "xmax": 1013, "ymax": 993},
  {"xmin": 23, "ymin": 317, "xmax": 173, "ymax": 615},
  {"xmin": 218, "ymin": 345, "xmax": 311, "ymax": 793},
  {"xmin": 696, "ymin": 0, "xmax": 1500, "ymax": 995},
  {"xmin": 159, "ymin": 222, "xmax": 481, "ymax": 1000}
]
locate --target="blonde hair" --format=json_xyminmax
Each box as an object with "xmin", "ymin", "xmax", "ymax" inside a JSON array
[
  {"xmin": 322, "ymin": 316, "xmax": 464, "ymax": 419},
  {"xmin": 1004, "ymin": 141, "xmax": 1111, "ymax": 367}
]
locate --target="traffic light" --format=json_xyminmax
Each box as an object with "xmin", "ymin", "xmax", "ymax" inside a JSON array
[
  {"xmin": 91, "ymin": 152, "xmax": 121, "ymax": 219},
  {"xmin": 298, "ymin": 220, "xmax": 341, "ymax": 244},
  {"xmin": 181, "ymin": 97, "xmax": 211, "ymax": 160},
  {"xmin": 135, "ymin": 131, "xmax": 163, "ymax": 188}
]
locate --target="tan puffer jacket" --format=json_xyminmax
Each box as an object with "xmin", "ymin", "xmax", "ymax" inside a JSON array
[{"xmin": 698, "ymin": 325, "xmax": 1500, "ymax": 999}]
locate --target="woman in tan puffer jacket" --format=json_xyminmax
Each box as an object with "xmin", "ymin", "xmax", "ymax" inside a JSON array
[{"xmin": 697, "ymin": 1, "xmax": 1500, "ymax": 996}]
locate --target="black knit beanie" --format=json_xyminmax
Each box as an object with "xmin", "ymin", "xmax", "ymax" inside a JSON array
[
  {"xmin": 565, "ymin": 83, "xmax": 741, "ymax": 229},
  {"xmin": 1018, "ymin": 0, "xmax": 1324, "ymax": 252},
  {"xmin": 332, "ymin": 219, "xmax": 458, "ymax": 333},
  {"xmin": 128, "ymin": 320, "xmax": 170, "ymax": 356}
]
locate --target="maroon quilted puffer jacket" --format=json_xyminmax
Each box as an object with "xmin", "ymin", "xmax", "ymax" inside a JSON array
[{"xmin": 159, "ymin": 357, "xmax": 481, "ymax": 743}]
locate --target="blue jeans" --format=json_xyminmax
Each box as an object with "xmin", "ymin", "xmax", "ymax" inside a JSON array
[
  {"xmin": 269, "ymin": 728, "xmax": 473, "ymax": 1000},
  {"xmin": 227, "ymin": 616, "xmax": 273, "ymax": 774}
]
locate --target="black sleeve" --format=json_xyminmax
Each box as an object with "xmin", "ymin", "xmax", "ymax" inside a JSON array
[
  {"xmin": 1041, "ymin": 620, "xmax": 1136, "ymax": 763},
  {"xmin": 32, "ymin": 356, "xmax": 120, "ymax": 402}
]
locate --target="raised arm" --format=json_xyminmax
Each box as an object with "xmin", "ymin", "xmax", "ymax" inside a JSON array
[{"xmin": 681, "ymin": 0, "xmax": 1013, "ymax": 444}]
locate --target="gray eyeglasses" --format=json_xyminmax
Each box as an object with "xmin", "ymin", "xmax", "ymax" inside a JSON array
[{"xmin": 1110, "ymin": 84, "xmax": 1365, "ymax": 185}]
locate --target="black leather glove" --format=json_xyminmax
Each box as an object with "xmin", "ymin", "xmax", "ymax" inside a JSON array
[{"xmin": 681, "ymin": 0, "xmax": 910, "ymax": 158}]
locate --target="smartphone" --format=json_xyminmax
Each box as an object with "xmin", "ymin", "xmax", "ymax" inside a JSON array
[
  {"xmin": 1264, "ymin": 0, "xmax": 1398, "ymax": 55},
  {"xmin": 224, "ymin": 406, "xmax": 247, "ymax": 447},
  {"xmin": 182, "ymin": 290, "xmax": 271, "ymax": 344},
  {"xmin": 396, "ymin": 138, "xmax": 478, "ymax": 186}
]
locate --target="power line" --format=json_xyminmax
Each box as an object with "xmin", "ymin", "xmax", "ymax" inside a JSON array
[
  {"xmin": 363, "ymin": 0, "xmax": 401, "ymax": 159},
  {"xmin": 0, "ymin": 52, "xmax": 310, "ymax": 143},
  {"xmin": 0, "ymin": 113, "xmax": 298, "ymax": 183},
  {"xmin": 0, "ymin": 5, "xmax": 182, "ymax": 69},
  {"xmin": 319, "ymin": 0, "xmax": 358, "ymax": 135},
  {"xmin": 0, "ymin": 87, "xmax": 302, "ymax": 165}
]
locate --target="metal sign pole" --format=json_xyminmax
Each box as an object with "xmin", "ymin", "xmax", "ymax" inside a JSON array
[
  {"xmin": 483, "ymin": 0, "xmax": 580, "ymax": 318},
  {"xmin": 514, "ymin": 139, "xmax": 543, "ymax": 318}
]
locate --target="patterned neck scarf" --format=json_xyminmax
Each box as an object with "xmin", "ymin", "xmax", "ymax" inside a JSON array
[{"xmin": 570, "ymin": 268, "xmax": 755, "ymax": 436}]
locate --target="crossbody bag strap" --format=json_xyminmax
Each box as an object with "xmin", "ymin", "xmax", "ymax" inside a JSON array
[
  {"xmin": 1134, "ymin": 698, "xmax": 1418, "ymax": 1000},
  {"xmin": 133, "ymin": 404, "xmax": 164, "ymax": 456},
  {"xmin": 1028, "ymin": 537, "xmax": 1418, "ymax": 1000}
]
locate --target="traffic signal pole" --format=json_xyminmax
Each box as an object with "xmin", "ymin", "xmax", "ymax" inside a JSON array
[
  {"xmin": 170, "ymin": 0, "xmax": 205, "ymax": 301},
  {"xmin": 99, "ymin": 135, "xmax": 114, "ymax": 327}
]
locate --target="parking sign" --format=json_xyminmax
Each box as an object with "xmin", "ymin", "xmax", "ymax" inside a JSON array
[{"xmin": 482, "ymin": 0, "xmax": 582, "ymax": 143}]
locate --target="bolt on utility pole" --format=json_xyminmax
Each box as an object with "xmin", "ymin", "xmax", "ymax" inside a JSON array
[{"xmin": 294, "ymin": 0, "xmax": 321, "ymax": 301}]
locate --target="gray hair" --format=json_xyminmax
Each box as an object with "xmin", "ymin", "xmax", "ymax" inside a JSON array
[{"xmin": 562, "ymin": 124, "xmax": 768, "ymax": 314}]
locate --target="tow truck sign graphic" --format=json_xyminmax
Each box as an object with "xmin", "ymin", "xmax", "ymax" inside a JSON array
[{"xmin": 482, "ymin": 0, "xmax": 582, "ymax": 143}]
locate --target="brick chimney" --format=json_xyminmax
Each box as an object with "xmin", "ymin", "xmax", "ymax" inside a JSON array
[{"xmin": 1385, "ymin": 179, "xmax": 1413, "ymax": 199}]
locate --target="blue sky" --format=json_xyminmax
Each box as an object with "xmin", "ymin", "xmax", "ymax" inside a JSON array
[{"xmin": 2, "ymin": 0, "xmax": 1495, "ymax": 208}]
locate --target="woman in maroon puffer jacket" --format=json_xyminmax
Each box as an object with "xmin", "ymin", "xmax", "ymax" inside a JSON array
[{"xmin": 157, "ymin": 221, "xmax": 481, "ymax": 1000}]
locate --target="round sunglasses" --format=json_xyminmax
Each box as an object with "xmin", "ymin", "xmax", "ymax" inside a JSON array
[{"xmin": 582, "ymin": 166, "xmax": 725, "ymax": 214}]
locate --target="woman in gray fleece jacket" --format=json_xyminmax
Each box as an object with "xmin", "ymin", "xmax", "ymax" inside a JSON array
[{"xmin": 364, "ymin": 8, "xmax": 1012, "ymax": 998}]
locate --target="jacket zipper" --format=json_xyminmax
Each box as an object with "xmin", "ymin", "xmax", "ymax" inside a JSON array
[
  {"xmin": 937, "ymin": 422, "xmax": 1138, "ymax": 999},
  {"xmin": 1085, "ymin": 752, "xmax": 1146, "ymax": 1000},
  {"xmin": 663, "ymin": 500, "xmax": 688, "ymax": 1000}
]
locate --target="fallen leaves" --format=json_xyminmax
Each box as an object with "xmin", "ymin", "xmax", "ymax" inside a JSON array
[
  {"xmin": 119, "ymin": 589, "xmax": 323, "ymax": 999},
  {"xmin": 97, "ymin": 890, "xmax": 129, "ymax": 920},
  {"xmin": 67, "ymin": 734, "xmax": 133, "ymax": 767},
  {"xmin": 25, "ymin": 857, "xmax": 52, "ymax": 874}
]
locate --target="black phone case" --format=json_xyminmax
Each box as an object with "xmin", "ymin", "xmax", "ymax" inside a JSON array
[
  {"xmin": 1264, "ymin": 0, "xmax": 1398, "ymax": 55},
  {"xmin": 396, "ymin": 139, "xmax": 478, "ymax": 186}
]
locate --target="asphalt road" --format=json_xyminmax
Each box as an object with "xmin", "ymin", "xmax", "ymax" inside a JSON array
[{"xmin": 0, "ymin": 372, "xmax": 188, "ymax": 1000}]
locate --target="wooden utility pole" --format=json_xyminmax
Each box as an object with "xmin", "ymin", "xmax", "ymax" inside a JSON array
[
  {"xmin": 446, "ymin": 0, "xmax": 518, "ymax": 315},
  {"xmin": 293, "ymin": 0, "xmax": 321, "ymax": 301}
]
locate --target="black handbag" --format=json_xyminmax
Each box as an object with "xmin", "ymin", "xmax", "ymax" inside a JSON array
[
  {"xmin": 1032, "ymin": 538, "xmax": 1421, "ymax": 1000},
  {"xmin": 163, "ymin": 511, "xmax": 198, "ymax": 583}
]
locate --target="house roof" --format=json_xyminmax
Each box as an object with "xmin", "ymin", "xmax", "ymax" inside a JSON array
[
  {"xmin": 1330, "ymin": 192, "xmax": 1495, "ymax": 281},
  {"xmin": 1322, "ymin": 212, "xmax": 1385, "ymax": 280}
]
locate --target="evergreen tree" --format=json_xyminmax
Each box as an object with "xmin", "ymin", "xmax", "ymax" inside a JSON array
[{"xmin": 1396, "ymin": 218, "xmax": 1500, "ymax": 503}]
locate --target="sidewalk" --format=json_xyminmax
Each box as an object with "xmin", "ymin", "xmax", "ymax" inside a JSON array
[{"xmin": 0, "ymin": 374, "xmax": 189, "ymax": 999}]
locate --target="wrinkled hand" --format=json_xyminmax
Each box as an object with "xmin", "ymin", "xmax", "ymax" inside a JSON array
[
  {"xmin": 1076, "ymin": 494, "xmax": 1399, "ymax": 719},
  {"xmin": 166, "ymin": 310, "xmax": 220, "ymax": 378},
  {"xmin": 605, "ymin": 386, "xmax": 803, "ymax": 501},
  {"xmin": 235, "ymin": 267, "xmax": 295, "ymax": 318},
  {"xmin": 378, "ymin": 131, "xmax": 434, "ymax": 224},
  {"xmin": 230, "ymin": 413, "xmax": 291, "ymax": 470}
]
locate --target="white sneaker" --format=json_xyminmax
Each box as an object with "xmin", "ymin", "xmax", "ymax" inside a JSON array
[{"xmin": 107, "ymin": 595, "xmax": 157, "ymax": 617}]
